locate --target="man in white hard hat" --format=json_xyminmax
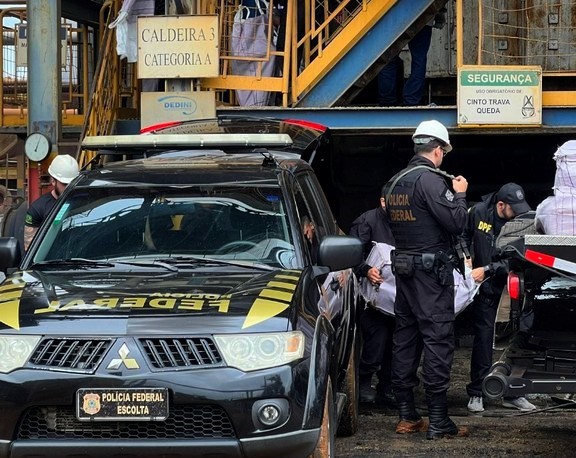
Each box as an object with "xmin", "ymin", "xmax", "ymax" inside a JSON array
[
  {"xmin": 24, "ymin": 154, "xmax": 79, "ymax": 250},
  {"xmin": 383, "ymin": 120, "xmax": 470, "ymax": 439}
]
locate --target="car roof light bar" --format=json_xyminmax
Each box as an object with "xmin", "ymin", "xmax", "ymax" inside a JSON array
[{"xmin": 81, "ymin": 133, "xmax": 294, "ymax": 150}]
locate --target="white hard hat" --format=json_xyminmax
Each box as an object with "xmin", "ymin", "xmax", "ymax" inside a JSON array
[
  {"xmin": 48, "ymin": 155, "xmax": 79, "ymax": 184},
  {"xmin": 412, "ymin": 120, "xmax": 452, "ymax": 153}
]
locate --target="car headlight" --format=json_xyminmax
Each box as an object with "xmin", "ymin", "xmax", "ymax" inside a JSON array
[
  {"xmin": 214, "ymin": 331, "xmax": 305, "ymax": 372},
  {"xmin": 0, "ymin": 335, "xmax": 42, "ymax": 373}
]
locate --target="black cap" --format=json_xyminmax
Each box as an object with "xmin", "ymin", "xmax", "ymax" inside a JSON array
[{"xmin": 496, "ymin": 183, "xmax": 531, "ymax": 215}]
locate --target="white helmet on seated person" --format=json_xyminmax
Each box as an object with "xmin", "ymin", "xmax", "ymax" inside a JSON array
[{"xmin": 48, "ymin": 155, "xmax": 80, "ymax": 184}]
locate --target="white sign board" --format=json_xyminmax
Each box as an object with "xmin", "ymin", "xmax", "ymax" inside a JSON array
[
  {"xmin": 16, "ymin": 24, "xmax": 68, "ymax": 68},
  {"xmin": 458, "ymin": 66, "xmax": 542, "ymax": 126},
  {"xmin": 137, "ymin": 15, "xmax": 219, "ymax": 79},
  {"xmin": 140, "ymin": 91, "xmax": 217, "ymax": 130}
]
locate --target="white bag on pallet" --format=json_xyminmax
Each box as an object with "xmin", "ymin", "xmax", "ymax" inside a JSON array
[
  {"xmin": 536, "ymin": 188, "xmax": 576, "ymax": 235},
  {"xmin": 536, "ymin": 141, "xmax": 576, "ymax": 235},
  {"xmin": 553, "ymin": 140, "xmax": 576, "ymax": 189}
]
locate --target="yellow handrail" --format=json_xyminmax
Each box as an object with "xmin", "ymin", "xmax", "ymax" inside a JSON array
[{"xmin": 78, "ymin": 0, "xmax": 125, "ymax": 167}]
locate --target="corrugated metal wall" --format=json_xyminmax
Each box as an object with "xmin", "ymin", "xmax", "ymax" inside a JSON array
[{"xmin": 423, "ymin": 0, "xmax": 576, "ymax": 78}]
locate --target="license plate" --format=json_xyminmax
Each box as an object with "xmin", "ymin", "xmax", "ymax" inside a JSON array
[{"xmin": 76, "ymin": 388, "xmax": 169, "ymax": 421}]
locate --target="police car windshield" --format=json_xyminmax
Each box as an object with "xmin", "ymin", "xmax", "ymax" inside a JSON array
[{"xmin": 31, "ymin": 185, "xmax": 296, "ymax": 269}]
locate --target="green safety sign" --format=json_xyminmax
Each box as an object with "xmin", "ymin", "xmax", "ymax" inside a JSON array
[
  {"xmin": 460, "ymin": 70, "xmax": 540, "ymax": 86},
  {"xmin": 457, "ymin": 66, "xmax": 542, "ymax": 126}
]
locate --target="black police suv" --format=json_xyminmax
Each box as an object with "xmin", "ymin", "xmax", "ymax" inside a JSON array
[{"xmin": 0, "ymin": 118, "xmax": 362, "ymax": 458}]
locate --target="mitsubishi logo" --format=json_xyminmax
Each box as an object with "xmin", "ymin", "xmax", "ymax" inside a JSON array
[{"xmin": 107, "ymin": 343, "xmax": 140, "ymax": 370}]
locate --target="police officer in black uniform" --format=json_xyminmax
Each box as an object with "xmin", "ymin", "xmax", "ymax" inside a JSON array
[
  {"xmin": 350, "ymin": 189, "xmax": 396, "ymax": 406},
  {"xmin": 463, "ymin": 183, "xmax": 536, "ymax": 413},
  {"xmin": 384, "ymin": 120, "xmax": 470, "ymax": 439}
]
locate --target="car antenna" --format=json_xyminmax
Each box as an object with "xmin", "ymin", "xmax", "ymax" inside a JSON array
[{"xmin": 257, "ymin": 148, "xmax": 277, "ymax": 168}]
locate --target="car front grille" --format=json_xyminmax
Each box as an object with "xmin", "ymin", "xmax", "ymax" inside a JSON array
[
  {"xmin": 18, "ymin": 405, "xmax": 236, "ymax": 439},
  {"xmin": 27, "ymin": 337, "xmax": 225, "ymax": 372},
  {"xmin": 28, "ymin": 338, "xmax": 113, "ymax": 372},
  {"xmin": 140, "ymin": 337, "xmax": 224, "ymax": 369}
]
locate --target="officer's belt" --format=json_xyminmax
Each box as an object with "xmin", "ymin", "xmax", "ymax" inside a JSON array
[
  {"xmin": 404, "ymin": 254, "xmax": 435, "ymax": 270},
  {"xmin": 392, "ymin": 251, "xmax": 437, "ymax": 271},
  {"xmin": 412, "ymin": 255, "xmax": 431, "ymax": 269}
]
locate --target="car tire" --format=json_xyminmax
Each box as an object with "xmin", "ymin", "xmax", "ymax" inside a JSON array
[
  {"xmin": 309, "ymin": 379, "xmax": 335, "ymax": 458},
  {"xmin": 337, "ymin": 335, "xmax": 359, "ymax": 437}
]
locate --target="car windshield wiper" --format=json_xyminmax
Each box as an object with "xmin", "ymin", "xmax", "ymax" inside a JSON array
[
  {"xmin": 30, "ymin": 258, "xmax": 116, "ymax": 269},
  {"xmin": 31, "ymin": 258, "xmax": 178, "ymax": 273},
  {"xmin": 158, "ymin": 255, "xmax": 274, "ymax": 271},
  {"xmin": 113, "ymin": 260, "xmax": 179, "ymax": 272}
]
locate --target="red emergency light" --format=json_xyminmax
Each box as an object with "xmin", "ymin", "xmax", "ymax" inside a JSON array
[
  {"xmin": 140, "ymin": 121, "xmax": 181, "ymax": 134},
  {"xmin": 283, "ymin": 119, "xmax": 328, "ymax": 132},
  {"xmin": 507, "ymin": 272, "xmax": 522, "ymax": 301}
]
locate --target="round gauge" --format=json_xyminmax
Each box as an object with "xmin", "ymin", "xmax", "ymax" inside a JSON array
[{"xmin": 24, "ymin": 132, "xmax": 52, "ymax": 162}]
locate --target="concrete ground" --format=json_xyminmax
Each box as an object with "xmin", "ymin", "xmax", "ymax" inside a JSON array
[{"xmin": 336, "ymin": 346, "xmax": 576, "ymax": 457}]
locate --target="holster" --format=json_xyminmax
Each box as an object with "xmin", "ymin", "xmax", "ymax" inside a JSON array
[
  {"xmin": 392, "ymin": 250, "xmax": 455, "ymax": 285},
  {"xmin": 434, "ymin": 251, "xmax": 455, "ymax": 286},
  {"xmin": 391, "ymin": 251, "xmax": 415, "ymax": 277},
  {"xmin": 421, "ymin": 253, "xmax": 435, "ymax": 271}
]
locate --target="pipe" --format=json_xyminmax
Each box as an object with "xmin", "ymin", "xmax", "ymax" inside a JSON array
[
  {"xmin": 482, "ymin": 360, "xmax": 512, "ymax": 400},
  {"xmin": 27, "ymin": 0, "xmax": 61, "ymax": 204}
]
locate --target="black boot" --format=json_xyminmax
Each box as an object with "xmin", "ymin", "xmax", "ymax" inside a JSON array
[
  {"xmin": 395, "ymin": 401, "xmax": 427, "ymax": 434},
  {"xmin": 376, "ymin": 390, "xmax": 398, "ymax": 408},
  {"xmin": 426, "ymin": 403, "xmax": 469, "ymax": 440},
  {"xmin": 376, "ymin": 382, "xmax": 397, "ymax": 408},
  {"xmin": 359, "ymin": 378, "xmax": 376, "ymax": 403}
]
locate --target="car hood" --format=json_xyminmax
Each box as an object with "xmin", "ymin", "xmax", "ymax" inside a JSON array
[{"xmin": 0, "ymin": 269, "xmax": 304, "ymax": 335}]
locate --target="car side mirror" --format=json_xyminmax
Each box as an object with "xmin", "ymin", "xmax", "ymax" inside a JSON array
[
  {"xmin": 0, "ymin": 237, "xmax": 22, "ymax": 273},
  {"xmin": 317, "ymin": 235, "xmax": 363, "ymax": 271}
]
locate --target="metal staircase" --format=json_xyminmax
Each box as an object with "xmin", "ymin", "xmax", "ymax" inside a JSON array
[
  {"xmin": 294, "ymin": 0, "xmax": 446, "ymax": 107},
  {"xmin": 77, "ymin": 0, "xmax": 144, "ymax": 167},
  {"xmin": 200, "ymin": 0, "xmax": 446, "ymax": 108}
]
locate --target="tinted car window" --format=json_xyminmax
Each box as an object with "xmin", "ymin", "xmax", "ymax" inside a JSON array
[
  {"xmin": 297, "ymin": 172, "xmax": 337, "ymax": 235},
  {"xmin": 33, "ymin": 185, "xmax": 297, "ymax": 268}
]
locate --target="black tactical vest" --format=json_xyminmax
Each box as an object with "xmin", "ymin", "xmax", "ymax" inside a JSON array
[{"xmin": 384, "ymin": 167, "xmax": 451, "ymax": 252}]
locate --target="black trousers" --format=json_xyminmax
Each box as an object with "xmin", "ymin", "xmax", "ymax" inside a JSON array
[
  {"xmin": 359, "ymin": 306, "xmax": 395, "ymax": 393},
  {"xmin": 392, "ymin": 269, "xmax": 455, "ymax": 403},
  {"xmin": 466, "ymin": 292, "xmax": 500, "ymax": 397}
]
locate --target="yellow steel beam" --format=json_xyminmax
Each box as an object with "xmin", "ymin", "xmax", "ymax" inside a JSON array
[
  {"xmin": 201, "ymin": 75, "xmax": 284, "ymax": 92},
  {"xmin": 0, "ymin": 114, "xmax": 84, "ymax": 127},
  {"xmin": 294, "ymin": 0, "xmax": 397, "ymax": 100},
  {"xmin": 456, "ymin": 0, "xmax": 463, "ymax": 67},
  {"xmin": 542, "ymin": 91, "xmax": 576, "ymax": 107},
  {"xmin": 0, "ymin": 166, "xmax": 20, "ymax": 180}
]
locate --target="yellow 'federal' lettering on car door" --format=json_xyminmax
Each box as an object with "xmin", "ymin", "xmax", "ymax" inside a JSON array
[
  {"xmin": 243, "ymin": 298, "xmax": 290, "ymax": 329},
  {"xmin": 243, "ymin": 270, "xmax": 300, "ymax": 329},
  {"xmin": 0, "ymin": 283, "xmax": 25, "ymax": 330}
]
